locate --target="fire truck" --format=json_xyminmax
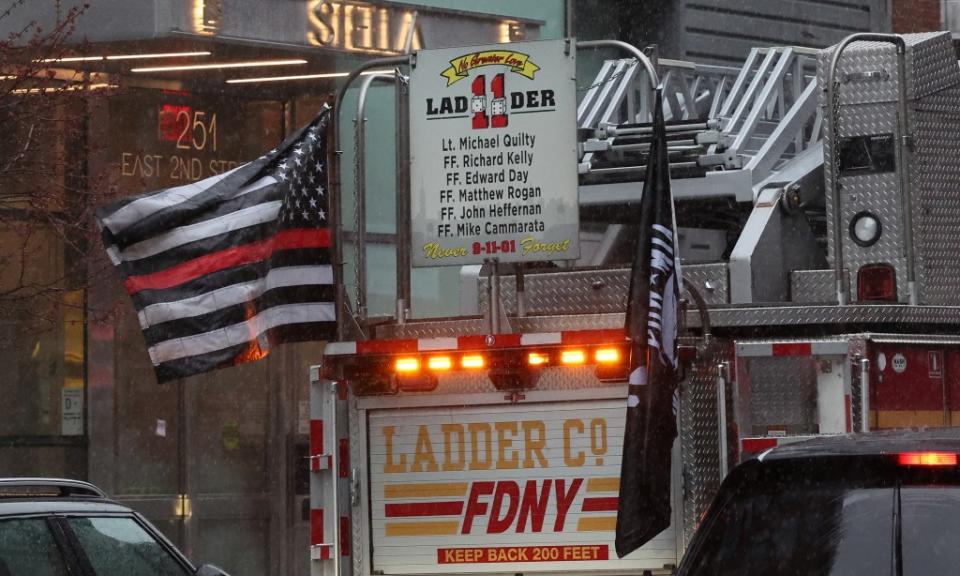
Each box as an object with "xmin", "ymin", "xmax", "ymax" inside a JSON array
[{"xmin": 310, "ymin": 32, "xmax": 960, "ymax": 575}]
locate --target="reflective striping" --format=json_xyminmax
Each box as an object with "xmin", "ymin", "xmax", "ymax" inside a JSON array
[
  {"xmin": 340, "ymin": 516, "xmax": 351, "ymax": 557},
  {"xmin": 576, "ymin": 516, "xmax": 616, "ymax": 532},
  {"xmin": 586, "ymin": 477, "xmax": 620, "ymax": 492},
  {"xmin": 738, "ymin": 340, "xmax": 849, "ymax": 357},
  {"xmin": 418, "ymin": 337, "xmax": 459, "ymax": 351},
  {"xmin": 324, "ymin": 342, "xmax": 356, "ymax": 355},
  {"xmin": 311, "ymin": 509, "xmax": 329, "ymax": 559},
  {"xmin": 384, "ymin": 482, "xmax": 469, "ymax": 499},
  {"xmin": 520, "ymin": 332, "xmax": 562, "ymax": 346},
  {"xmin": 385, "ymin": 521, "xmax": 460, "ymax": 537}
]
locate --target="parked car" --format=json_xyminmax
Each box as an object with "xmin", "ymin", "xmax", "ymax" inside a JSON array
[
  {"xmin": 0, "ymin": 478, "xmax": 229, "ymax": 576},
  {"xmin": 677, "ymin": 428, "xmax": 960, "ymax": 576}
]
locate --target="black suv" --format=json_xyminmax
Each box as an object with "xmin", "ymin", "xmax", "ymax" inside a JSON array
[
  {"xmin": 0, "ymin": 478, "xmax": 229, "ymax": 576},
  {"xmin": 678, "ymin": 428, "xmax": 960, "ymax": 576}
]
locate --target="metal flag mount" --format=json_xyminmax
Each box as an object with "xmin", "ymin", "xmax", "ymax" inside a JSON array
[{"xmin": 615, "ymin": 87, "xmax": 683, "ymax": 558}]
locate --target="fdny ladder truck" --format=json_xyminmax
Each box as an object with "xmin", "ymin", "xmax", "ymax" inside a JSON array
[{"xmin": 310, "ymin": 32, "xmax": 960, "ymax": 575}]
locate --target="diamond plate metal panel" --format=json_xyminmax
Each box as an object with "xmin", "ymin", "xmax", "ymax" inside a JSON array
[
  {"xmin": 686, "ymin": 304, "xmax": 960, "ymax": 328},
  {"xmin": 743, "ymin": 356, "xmax": 818, "ymax": 435},
  {"xmin": 475, "ymin": 265, "xmax": 729, "ymax": 316},
  {"xmin": 822, "ymin": 89, "xmax": 906, "ymax": 301},
  {"xmin": 817, "ymin": 33, "xmax": 958, "ymax": 106},
  {"xmin": 791, "ymin": 269, "xmax": 848, "ymax": 303},
  {"xmin": 478, "ymin": 268, "xmax": 631, "ymax": 316},
  {"xmin": 682, "ymin": 263, "xmax": 730, "ymax": 305},
  {"xmin": 818, "ymin": 42, "xmax": 899, "ymax": 106},
  {"xmin": 905, "ymin": 33, "xmax": 960, "ymax": 100},
  {"xmin": 349, "ymin": 402, "xmax": 365, "ymax": 576},
  {"xmin": 911, "ymin": 85, "xmax": 960, "ymax": 305},
  {"xmin": 679, "ymin": 339, "xmax": 732, "ymax": 544}
]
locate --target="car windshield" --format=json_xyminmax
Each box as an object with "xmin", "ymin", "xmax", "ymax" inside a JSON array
[
  {"xmin": 680, "ymin": 462, "xmax": 960, "ymax": 576},
  {"xmin": 68, "ymin": 517, "xmax": 189, "ymax": 576}
]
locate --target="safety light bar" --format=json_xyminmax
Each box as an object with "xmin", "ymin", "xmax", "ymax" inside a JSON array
[
  {"xmin": 560, "ymin": 350, "xmax": 586, "ymax": 365},
  {"xmin": 427, "ymin": 356, "xmax": 452, "ymax": 371},
  {"xmin": 395, "ymin": 357, "xmax": 419, "ymax": 373},
  {"xmin": 595, "ymin": 348, "xmax": 621, "ymax": 364},
  {"xmin": 897, "ymin": 452, "xmax": 958, "ymax": 467},
  {"xmin": 528, "ymin": 352, "xmax": 549, "ymax": 366},
  {"xmin": 461, "ymin": 355, "xmax": 484, "ymax": 369}
]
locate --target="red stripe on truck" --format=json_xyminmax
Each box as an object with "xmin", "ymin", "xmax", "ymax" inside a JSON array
[
  {"xmin": 386, "ymin": 501, "xmax": 466, "ymax": 517},
  {"xmin": 561, "ymin": 329, "xmax": 626, "ymax": 345},
  {"xmin": 741, "ymin": 438, "xmax": 778, "ymax": 453},
  {"xmin": 311, "ymin": 509, "xmax": 330, "ymax": 559},
  {"xmin": 771, "ymin": 343, "xmax": 812, "ymax": 356},
  {"xmin": 457, "ymin": 334, "xmax": 522, "ymax": 349},
  {"xmin": 339, "ymin": 438, "xmax": 350, "ymax": 478},
  {"xmin": 340, "ymin": 516, "xmax": 350, "ymax": 557},
  {"xmin": 581, "ymin": 497, "xmax": 619, "ymax": 512}
]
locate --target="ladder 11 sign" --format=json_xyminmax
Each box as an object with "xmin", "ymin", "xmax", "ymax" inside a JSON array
[{"xmin": 409, "ymin": 39, "xmax": 580, "ymax": 267}]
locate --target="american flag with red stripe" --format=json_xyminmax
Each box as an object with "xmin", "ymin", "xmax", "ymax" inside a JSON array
[{"xmin": 97, "ymin": 107, "xmax": 335, "ymax": 382}]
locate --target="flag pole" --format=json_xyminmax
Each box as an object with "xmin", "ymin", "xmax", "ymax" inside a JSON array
[{"xmin": 329, "ymin": 55, "xmax": 411, "ymax": 340}]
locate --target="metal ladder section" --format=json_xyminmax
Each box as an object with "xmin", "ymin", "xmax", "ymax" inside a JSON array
[
  {"xmin": 577, "ymin": 46, "xmax": 825, "ymax": 200},
  {"xmin": 577, "ymin": 57, "xmax": 739, "ymax": 179}
]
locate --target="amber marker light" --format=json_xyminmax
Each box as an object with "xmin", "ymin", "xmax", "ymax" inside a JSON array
[
  {"xmin": 427, "ymin": 356, "xmax": 452, "ymax": 371},
  {"xmin": 528, "ymin": 352, "xmax": 549, "ymax": 366},
  {"xmin": 595, "ymin": 348, "xmax": 621, "ymax": 364},
  {"xmin": 395, "ymin": 357, "xmax": 420, "ymax": 373},
  {"xmin": 561, "ymin": 350, "xmax": 587, "ymax": 365},
  {"xmin": 461, "ymin": 355, "xmax": 485, "ymax": 369},
  {"xmin": 897, "ymin": 452, "xmax": 958, "ymax": 467}
]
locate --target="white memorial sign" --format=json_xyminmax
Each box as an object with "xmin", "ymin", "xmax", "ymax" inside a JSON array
[{"xmin": 409, "ymin": 39, "xmax": 579, "ymax": 267}]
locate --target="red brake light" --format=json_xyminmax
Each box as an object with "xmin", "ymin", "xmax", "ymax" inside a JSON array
[
  {"xmin": 857, "ymin": 264, "xmax": 896, "ymax": 302},
  {"xmin": 897, "ymin": 452, "xmax": 958, "ymax": 467}
]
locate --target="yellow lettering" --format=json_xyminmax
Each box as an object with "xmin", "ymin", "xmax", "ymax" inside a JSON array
[
  {"xmin": 411, "ymin": 425, "xmax": 438, "ymax": 472},
  {"xmin": 495, "ymin": 421, "xmax": 519, "ymax": 469},
  {"xmin": 522, "ymin": 420, "xmax": 548, "ymax": 468},
  {"xmin": 383, "ymin": 426, "xmax": 406, "ymax": 473},
  {"xmin": 563, "ymin": 419, "xmax": 585, "ymax": 466},
  {"xmin": 442, "ymin": 423, "xmax": 465, "ymax": 471},
  {"xmin": 468, "ymin": 422, "xmax": 492, "ymax": 470}
]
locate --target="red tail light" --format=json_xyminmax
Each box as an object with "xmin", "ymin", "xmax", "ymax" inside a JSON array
[
  {"xmin": 897, "ymin": 452, "xmax": 958, "ymax": 467},
  {"xmin": 857, "ymin": 264, "xmax": 896, "ymax": 302}
]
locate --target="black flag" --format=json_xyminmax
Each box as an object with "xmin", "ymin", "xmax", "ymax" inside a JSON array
[{"xmin": 615, "ymin": 88, "xmax": 682, "ymax": 558}]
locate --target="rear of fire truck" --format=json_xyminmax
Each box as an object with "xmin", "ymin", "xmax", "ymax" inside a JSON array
[{"xmin": 310, "ymin": 31, "xmax": 960, "ymax": 576}]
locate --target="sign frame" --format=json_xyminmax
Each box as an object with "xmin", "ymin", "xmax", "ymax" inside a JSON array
[{"xmin": 408, "ymin": 38, "xmax": 580, "ymax": 267}]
